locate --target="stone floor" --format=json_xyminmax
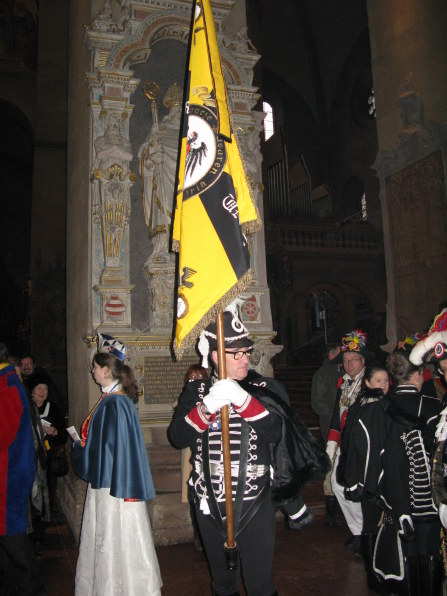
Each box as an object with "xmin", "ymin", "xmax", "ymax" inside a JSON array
[{"xmin": 37, "ymin": 482, "xmax": 377, "ymax": 596}]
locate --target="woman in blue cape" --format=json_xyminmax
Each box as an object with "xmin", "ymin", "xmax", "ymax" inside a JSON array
[{"xmin": 72, "ymin": 334, "xmax": 162, "ymax": 595}]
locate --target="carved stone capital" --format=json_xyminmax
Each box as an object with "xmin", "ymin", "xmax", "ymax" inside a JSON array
[{"xmin": 249, "ymin": 334, "xmax": 282, "ymax": 378}]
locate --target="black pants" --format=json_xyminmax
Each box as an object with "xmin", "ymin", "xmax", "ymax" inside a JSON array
[
  {"xmin": 195, "ymin": 496, "xmax": 276, "ymax": 596},
  {"xmin": 0, "ymin": 533, "xmax": 43, "ymax": 596}
]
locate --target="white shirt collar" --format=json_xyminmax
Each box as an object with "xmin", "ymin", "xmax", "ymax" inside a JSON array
[
  {"xmin": 343, "ymin": 367, "xmax": 365, "ymax": 382},
  {"xmin": 101, "ymin": 381, "xmax": 122, "ymax": 394}
]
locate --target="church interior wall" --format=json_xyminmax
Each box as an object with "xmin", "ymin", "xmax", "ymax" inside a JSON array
[
  {"xmin": 253, "ymin": 3, "xmax": 380, "ymax": 229},
  {"xmin": 367, "ymin": 0, "xmax": 447, "ymax": 150},
  {"xmin": 327, "ymin": 30, "xmax": 380, "ymax": 225},
  {"xmin": 247, "ymin": 0, "xmax": 371, "ymax": 128},
  {"xmin": 0, "ymin": 77, "xmax": 36, "ymax": 130},
  {"xmin": 261, "ymin": 70, "xmax": 327, "ymax": 195},
  {"xmin": 367, "ymin": 1, "xmax": 447, "ymax": 347}
]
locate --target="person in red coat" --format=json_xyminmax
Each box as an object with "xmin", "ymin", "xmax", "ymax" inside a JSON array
[{"xmin": 0, "ymin": 342, "xmax": 44, "ymax": 596}]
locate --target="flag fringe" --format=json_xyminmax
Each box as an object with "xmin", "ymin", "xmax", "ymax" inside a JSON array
[
  {"xmin": 242, "ymin": 219, "xmax": 261, "ymax": 235},
  {"xmin": 173, "ymin": 268, "xmax": 253, "ymax": 360}
]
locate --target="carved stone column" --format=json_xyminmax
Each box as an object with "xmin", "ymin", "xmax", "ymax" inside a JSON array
[{"xmin": 84, "ymin": 17, "xmax": 140, "ymax": 331}]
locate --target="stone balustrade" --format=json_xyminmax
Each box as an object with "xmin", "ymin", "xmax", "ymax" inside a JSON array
[{"xmin": 267, "ymin": 222, "xmax": 383, "ymax": 254}]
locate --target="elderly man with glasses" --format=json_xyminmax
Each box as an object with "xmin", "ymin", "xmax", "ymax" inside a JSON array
[
  {"xmin": 326, "ymin": 329, "xmax": 369, "ymax": 554},
  {"xmin": 168, "ymin": 302, "xmax": 328, "ymax": 596}
]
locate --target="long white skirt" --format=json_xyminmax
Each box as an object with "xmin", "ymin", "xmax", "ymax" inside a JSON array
[{"xmin": 75, "ymin": 486, "xmax": 162, "ymax": 596}]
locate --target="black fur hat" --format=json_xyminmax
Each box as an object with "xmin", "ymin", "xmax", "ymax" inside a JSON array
[{"xmin": 26, "ymin": 372, "xmax": 52, "ymax": 392}]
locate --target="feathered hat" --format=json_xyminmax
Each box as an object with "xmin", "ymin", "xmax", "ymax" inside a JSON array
[
  {"xmin": 340, "ymin": 329, "xmax": 368, "ymax": 354},
  {"xmin": 96, "ymin": 332, "xmax": 127, "ymax": 362},
  {"xmin": 410, "ymin": 309, "xmax": 447, "ymax": 365},
  {"xmin": 197, "ymin": 299, "xmax": 253, "ymax": 367},
  {"xmin": 395, "ymin": 332, "xmax": 421, "ymax": 354}
]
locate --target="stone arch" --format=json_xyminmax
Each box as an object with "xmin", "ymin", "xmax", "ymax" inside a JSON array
[
  {"xmin": 280, "ymin": 280, "xmax": 380, "ymax": 365},
  {"xmin": 303, "ymin": 280, "xmax": 385, "ymax": 357},
  {"xmin": 306, "ymin": 287, "xmax": 340, "ymax": 342},
  {"xmin": 108, "ymin": 13, "xmax": 248, "ymax": 87}
]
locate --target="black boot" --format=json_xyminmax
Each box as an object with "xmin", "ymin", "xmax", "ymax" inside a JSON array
[
  {"xmin": 360, "ymin": 533, "xmax": 389, "ymax": 594},
  {"xmin": 212, "ymin": 583, "xmax": 240, "ymax": 596},
  {"xmin": 418, "ymin": 556, "xmax": 443, "ymax": 595},
  {"xmin": 325, "ymin": 496, "xmax": 337, "ymax": 527},
  {"xmin": 286, "ymin": 507, "xmax": 314, "ymax": 530}
]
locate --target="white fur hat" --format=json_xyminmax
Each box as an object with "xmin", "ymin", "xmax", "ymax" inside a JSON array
[{"xmin": 410, "ymin": 309, "xmax": 447, "ymax": 365}]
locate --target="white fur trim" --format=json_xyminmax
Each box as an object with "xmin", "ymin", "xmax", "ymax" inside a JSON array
[{"xmin": 410, "ymin": 330, "xmax": 447, "ymax": 365}]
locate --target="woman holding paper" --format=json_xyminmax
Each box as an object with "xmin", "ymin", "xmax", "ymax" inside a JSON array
[
  {"xmin": 72, "ymin": 333, "xmax": 162, "ymax": 596},
  {"xmin": 28, "ymin": 372, "xmax": 67, "ymax": 513}
]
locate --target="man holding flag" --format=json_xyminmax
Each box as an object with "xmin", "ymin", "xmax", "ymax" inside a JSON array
[
  {"xmin": 169, "ymin": 0, "xmax": 279, "ymax": 591},
  {"xmin": 169, "ymin": 305, "xmax": 282, "ymax": 596},
  {"xmin": 169, "ymin": 1, "xmax": 330, "ymax": 593},
  {"xmin": 169, "ymin": 302, "xmax": 330, "ymax": 594}
]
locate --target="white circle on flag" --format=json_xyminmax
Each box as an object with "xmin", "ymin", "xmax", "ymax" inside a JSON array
[{"xmin": 184, "ymin": 114, "xmax": 216, "ymax": 189}]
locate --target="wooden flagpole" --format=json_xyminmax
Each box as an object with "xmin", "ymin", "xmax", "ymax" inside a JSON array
[{"xmin": 216, "ymin": 311, "xmax": 239, "ymax": 569}]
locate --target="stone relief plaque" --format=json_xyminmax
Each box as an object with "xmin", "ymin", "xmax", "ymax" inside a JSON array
[
  {"xmin": 385, "ymin": 151, "xmax": 447, "ymax": 335},
  {"xmin": 143, "ymin": 354, "xmax": 202, "ymax": 405}
]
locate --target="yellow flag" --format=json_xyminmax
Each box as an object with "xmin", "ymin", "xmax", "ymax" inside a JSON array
[{"xmin": 172, "ymin": 0, "xmax": 261, "ymax": 358}]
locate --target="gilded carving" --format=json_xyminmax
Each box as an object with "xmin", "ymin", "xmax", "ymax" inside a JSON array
[{"xmin": 92, "ymin": 112, "xmax": 135, "ymax": 283}]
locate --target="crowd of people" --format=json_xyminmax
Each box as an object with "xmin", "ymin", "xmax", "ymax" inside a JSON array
[
  {"xmin": 310, "ymin": 309, "xmax": 447, "ymax": 596},
  {"xmin": 3, "ymin": 302, "xmax": 447, "ymax": 595}
]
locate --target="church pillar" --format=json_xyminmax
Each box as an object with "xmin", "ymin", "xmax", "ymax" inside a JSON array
[{"xmin": 368, "ymin": 2, "xmax": 447, "ymax": 345}]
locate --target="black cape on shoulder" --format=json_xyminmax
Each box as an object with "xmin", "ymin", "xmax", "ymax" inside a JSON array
[{"xmin": 241, "ymin": 371, "xmax": 331, "ymax": 508}]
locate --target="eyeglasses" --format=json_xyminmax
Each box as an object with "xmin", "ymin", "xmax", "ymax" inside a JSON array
[{"xmin": 225, "ymin": 348, "xmax": 253, "ymax": 360}]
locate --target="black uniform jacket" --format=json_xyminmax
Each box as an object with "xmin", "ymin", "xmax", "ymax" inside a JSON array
[{"xmin": 168, "ymin": 369, "xmax": 330, "ymax": 511}]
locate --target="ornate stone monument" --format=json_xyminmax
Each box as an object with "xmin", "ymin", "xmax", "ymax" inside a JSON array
[{"xmin": 66, "ymin": 0, "xmax": 282, "ymax": 545}]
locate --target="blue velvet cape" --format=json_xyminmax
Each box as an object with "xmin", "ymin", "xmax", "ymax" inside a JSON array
[
  {"xmin": 72, "ymin": 393, "xmax": 155, "ymax": 501},
  {"xmin": 0, "ymin": 363, "xmax": 35, "ymax": 535}
]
